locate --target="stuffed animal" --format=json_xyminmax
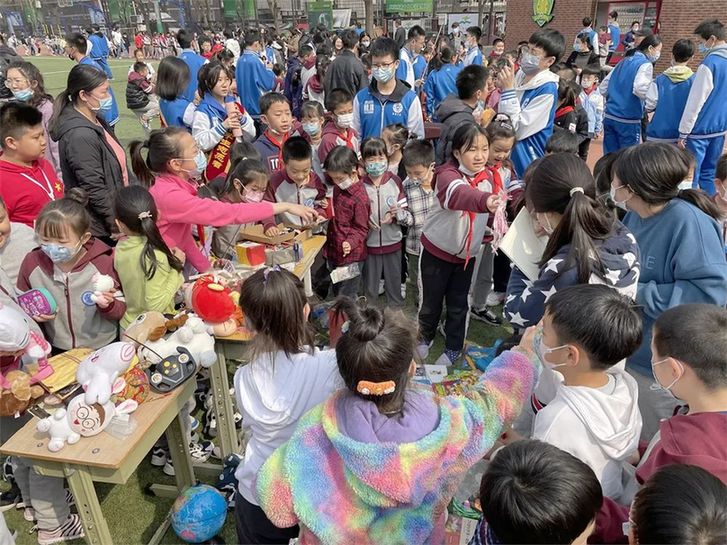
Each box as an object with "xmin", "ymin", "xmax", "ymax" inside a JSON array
[
  {"xmin": 66, "ymin": 392, "xmax": 138, "ymax": 437},
  {"xmin": 0, "ymin": 370, "xmax": 44, "ymax": 416},
  {"xmin": 139, "ymin": 313, "xmax": 216, "ymax": 368},
  {"xmin": 190, "ymin": 277, "xmax": 239, "ymax": 337},
  {"xmin": 76, "ymin": 342, "xmax": 137, "ymax": 405},
  {"xmin": 89, "ymin": 273, "xmax": 116, "ymax": 304},
  {"xmin": 36, "ymin": 409, "xmax": 81, "ymax": 452}
]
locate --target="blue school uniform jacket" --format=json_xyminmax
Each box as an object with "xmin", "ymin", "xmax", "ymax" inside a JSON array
[
  {"xmin": 88, "ymin": 33, "xmax": 109, "ymax": 58},
  {"xmin": 647, "ymin": 71, "xmax": 695, "ymax": 142},
  {"xmin": 179, "ymin": 49, "xmax": 207, "ymax": 103},
  {"xmin": 424, "ymin": 63, "xmax": 463, "ymax": 120},
  {"xmin": 78, "ymin": 56, "xmax": 119, "ymax": 126},
  {"xmin": 235, "ymin": 50, "xmax": 276, "ymax": 118},
  {"xmin": 604, "ymin": 51, "xmax": 651, "ymax": 122},
  {"xmin": 160, "ymin": 97, "xmax": 194, "ymax": 130},
  {"xmin": 353, "ymin": 80, "xmax": 425, "ymax": 140},
  {"xmin": 679, "ymin": 46, "xmax": 727, "ymax": 139}
]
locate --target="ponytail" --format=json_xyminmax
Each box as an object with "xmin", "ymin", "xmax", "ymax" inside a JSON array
[
  {"xmin": 129, "ymin": 139, "xmax": 155, "ymax": 187},
  {"xmin": 129, "ymin": 126, "xmax": 188, "ymax": 187},
  {"xmin": 677, "ymin": 189, "xmax": 725, "ymax": 222},
  {"xmin": 49, "ymin": 64, "xmax": 107, "ymax": 136}
]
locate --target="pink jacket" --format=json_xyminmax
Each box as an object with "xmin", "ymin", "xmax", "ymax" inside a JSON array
[{"xmin": 149, "ymin": 173, "xmax": 275, "ymax": 273}]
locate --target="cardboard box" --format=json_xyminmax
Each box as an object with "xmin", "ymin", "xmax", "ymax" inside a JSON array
[{"xmin": 239, "ymin": 224, "xmax": 296, "ymax": 245}]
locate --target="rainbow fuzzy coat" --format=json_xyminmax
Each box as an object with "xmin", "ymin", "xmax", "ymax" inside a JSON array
[{"xmin": 256, "ymin": 349, "xmax": 540, "ymax": 545}]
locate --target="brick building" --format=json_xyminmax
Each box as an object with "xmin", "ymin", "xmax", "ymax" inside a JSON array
[{"xmin": 504, "ymin": 0, "xmax": 727, "ymax": 70}]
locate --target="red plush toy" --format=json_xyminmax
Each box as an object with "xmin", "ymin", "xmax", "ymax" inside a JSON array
[{"xmin": 191, "ymin": 277, "xmax": 237, "ymax": 324}]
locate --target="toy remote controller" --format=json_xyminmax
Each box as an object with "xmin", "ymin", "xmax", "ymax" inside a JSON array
[
  {"xmin": 17, "ymin": 288, "xmax": 58, "ymax": 317},
  {"xmin": 147, "ymin": 347, "xmax": 197, "ymax": 393}
]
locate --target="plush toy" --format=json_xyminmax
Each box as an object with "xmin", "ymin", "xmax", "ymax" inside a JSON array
[
  {"xmin": 76, "ymin": 342, "xmax": 137, "ymax": 405},
  {"xmin": 90, "ymin": 273, "xmax": 116, "ymax": 304},
  {"xmin": 139, "ymin": 313, "xmax": 216, "ymax": 368},
  {"xmin": 66, "ymin": 392, "xmax": 138, "ymax": 437},
  {"xmin": 0, "ymin": 370, "xmax": 44, "ymax": 416},
  {"xmin": 36, "ymin": 409, "xmax": 81, "ymax": 452},
  {"xmin": 190, "ymin": 277, "xmax": 239, "ymax": 337},
  {"xmin": 122, "ymin": 311, "xmax": 168, "ymax": 346},
  {"xmin": 114, "ymin": 365, "xmax": 150, "ymax": 405}
]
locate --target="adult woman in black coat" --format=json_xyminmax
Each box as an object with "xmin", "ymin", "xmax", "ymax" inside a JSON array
[
  {"xmin": 49, "ymin": 64, "xmax": 132, "ymax": 245},
  {"xmin": 566, "ymin": 32, "xmax": 600, "ymax": 75}
]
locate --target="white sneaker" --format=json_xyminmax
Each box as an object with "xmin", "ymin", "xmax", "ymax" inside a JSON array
[
  {"xmin": 486, "ymin": 291, "xmax": 506, "ymax": 307},
  {"xmin": 36, "ymin": 514, "xmax": 84, "ymax": 545},
  {"xmin": 189, "ymin": 440, "xmax": 214, "ymax": 464},
  {"xmin": 400, "ymin": 283, "xmax": 407, "ymax": 299},
  {"xmin": 163, "ymin": 460, "xmax": 175, "ymax": 477},
  {"xmin": 378, "ymin": 279, "xmax": 385, "ymax": 296},
  {"xmin": 150, "ymin": 447, "xmax": 167, "ymax": 467}
]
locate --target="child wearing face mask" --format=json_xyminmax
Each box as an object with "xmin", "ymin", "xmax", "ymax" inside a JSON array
[
  {"xmin": 511, "ymin": 284, "xmax": 643, "ymax": 504},
  {"xmin": 207, "ymin": 159, "xmax": 270, "ymax": 260},
  {"xmin": 361, "ymin": 138, "xmax": 411, "ymax": 307},
  {"xmin": 299, "ymin": 101, "xmax": 327, "ymax": 184},
  {"xmin": 129, "ymin": 127, "xmax": 317, "ymax": 275},
  {"xmin": 17, "ymin": 191, "xmax": 126, "ymax": 351},
  {"xmin": 318, "ymin": 88, "xmax": 360, "ymax": 167},
  {"xmin": 417, "ymin": 124, "xmax": 500, "ymax": 366}
]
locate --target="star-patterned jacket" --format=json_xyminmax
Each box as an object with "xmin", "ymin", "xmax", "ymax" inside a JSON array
[{"xmin": 504, "ymin": 221, "xmax": 640, "ymax": 330}]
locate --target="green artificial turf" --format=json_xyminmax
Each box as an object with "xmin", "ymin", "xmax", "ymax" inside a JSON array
[{"xmin": 1, "ymin": 56, "xmax": 512, "ymax": 544}]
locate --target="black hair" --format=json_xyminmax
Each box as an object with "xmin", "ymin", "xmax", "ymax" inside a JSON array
[
  {"xmin": 49, "ymin": 64, "xmax": 107, "ymax": 135},
  {"xmin": 609, "ymin": 10, "xmax": 618, "ymax": 20},
  {"xmin": 215, "ymin": 49, "xmax": 235, "ymax": 64},
  {"xmin": 6, "ymin": 61, "xmax": 54, "ymax": 110},
  {"xmin": 631, "ymin": 464, "xmax": 727, "ymax": 545},
  {"xmin": 493, "ymin": 38, "xmax": 504, "ymax": 46},
  {"xmin": 129, "ymin": 127, "xmax": 189, "ymax": 187},
  {"xmin": 156, "ymin": 56, "xmax": 191, "ymax": 101},
  {"xmin": 229, "ymin": 141, "xmax": 262, "ymax": 170},
  {"xmin": 402, "ymin": 139, "xmax": 435, "ymax": 168},
  {"xmin": 326, "ymin": 87, "xmax": 354, "ymax": 114},
  {"xmin": 557, "ymin": 78, "xmax": 576, "ymax": 108},
  {"xmin": 480, "ymin": 440, "xmax": 602, "ymax": 545},
  {"xmin": 197, "ymin": 62, "xmax": 232, "ymax": 98},
  {"xmin": 65, "ymin": 32, "xmax": 88, "ymax": 54},
  {"xmin": 361, "ymin": 137, "xmax": 387, "ymax": 161},
  {"xmin": 545, "ymin": 285, "xmax": 642, "ymax": 369},
  {"xmin": 382, "ymin": 123, "xmax": 409, "ymax": 150},
  {"xmin": 614, "ymin": 143, "xmax": 723, "ymax": 221},
  {"xmin": 271, "ymin": 63, "xmax": 283, "ymax": 77},
  {"xmin": 133, "ymin": 61, "xmax": 148, "ymax": 73},
  {"xmin": 244, "ymin": 30, "xmax": 262, "ymax": 48},
  {"xmin": 35, "ymin": 190, "xmax": 91, "ymax": 241},
  {"xmin": 637, "ymin": 33, "xmax": 662, "ymax": 52},
  {"xmin": 198, "ymin": 34, "xmax": 212, "ymax": 47},
  {"xmin": 223, "ymin": 28, "xmax": 233, "ymax": 40},
  {"xmin": 456, "ymin": 64, "xmax": 489, "ymax": 100},
  {"xmin": 300, "ymin": 100, "xmax": 325, "ymax": 119},
  {"xmin": 439, "ymin": 47, "xmax": 454, "ymax": 64},
  {"xmin": 576, "ymin": 32, "xmax": 593, "ymax": 50},
  {"xmin": 694, "ymin": 19, "xmax": 726, "ymax": 41},
  {"xmin": 176, "ymin": 29, "xmax": 193, "ymax": 49},
  {"xmin": 654, "ymin": 304, "xmax": 727, "ymax": 388},
  {"xmin": 408, "ymin": 25, "xmax": 426, "ymax": 41},
  {"xmin": 467, "ymin": 26, "xmax": 482, "ymax": 40},
  {"xmin": 672, "ymin": 38, "xmax": 695, "ymax": 62},
  {"xmin": 593, "ymin": 149, "xmax": 625, "ymax": 208},
  {"xmin": 240, "ymin": 268, "xmax": 314, "ymax": 362},
  {"xmin": 526, "ymin": 153, "xmax": 615, "ymax": 282},
  {"xmin": 323, "ymin": 145, "xmax": 358, "ymax": 174},
  {"xmin": 0, "ymin": 102, "xmax": 43, "ymax": 148},
  {"xmin": 450, "ymin": 123, "xmax": 488, "ymax": 161},
  {"xmin": 114, "ymin": 186, "xmax": 183, "ymax": 280},
  {"xmin": 211, "ymin": 158, "xmax": 268, "ymax": 199},
  {"xmin": 340, "ymin": 29, "xmax": 358, "ymax": 49},
  {"xmin": 485, "ymin": 116, "xmax": 516, "ymax": 145},
  {"xmin": 529, "ymin": 28, "xmax": 566, "ymax": 62},
  {"xmin": 717, "ymin": 154, "xmax": 727, "ymax": 181},
  {"xmin": 300, "ymin": 43, "xmax": 314, "ymax": 57},
  {"xmin": 258, "ymin": 92, "xmax": 289, "ymax": 115},
  {"xmin": 334, "ymin": 297, "xmax": 416, "ymax": 412},
  {"xmin": 545, "ymin": 130, "xmax": 579, "ymax": 154},
  {"xmin": 582, "ymin": 16, "xmax": 593, "ymax": 26},
  {"xmin": 555, "ymin": 63, "xmax": 577, "ymax": 81},
  {"xmin": 369, "ymin": 37, "xmax": 398, "ymax": 62},
  {"xmin": 282, "ymin": 136, "xmax": 312, "ymax": 163},
  {"xmin": 580, "ymin": 63, "xmax": 602, "ymax": 78}
]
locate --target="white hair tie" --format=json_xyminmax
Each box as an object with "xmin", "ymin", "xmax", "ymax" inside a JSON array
[
  {"xmin": 569, "ymin": 187, "xmax": 585, "ymax": 197},
  {"xmin": 138, "ymin": 211, "xmax": 152, "ymax": 220}
]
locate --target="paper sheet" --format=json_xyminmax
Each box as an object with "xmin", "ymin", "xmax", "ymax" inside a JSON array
[{"xmin": 499, "ymin": 208, "xmax": 548, "ymax": 282}]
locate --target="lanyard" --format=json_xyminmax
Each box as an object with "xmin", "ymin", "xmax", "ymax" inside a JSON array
[{"xmin": 20, "ymin": 170, "xmax": 56, "ymax": 201}]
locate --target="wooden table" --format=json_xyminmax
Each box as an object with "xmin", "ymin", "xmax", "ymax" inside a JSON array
[
  {"xmin": 0, "ymin": 379, "xmax": 197, "ymax": 545},
  {"xmin": 206, "ymin": 235, "xmax": 326, "ymax": 461}
]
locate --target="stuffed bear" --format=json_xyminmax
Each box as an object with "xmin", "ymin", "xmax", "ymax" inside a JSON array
[{"xmin": 36, "ymin": 409, "xmax": 81, "ymax": 452}]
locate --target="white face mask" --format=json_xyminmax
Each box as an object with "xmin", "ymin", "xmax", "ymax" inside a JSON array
[
  {"xmin": 534, "ymin": 329, "xmax": 569, "ymax": 369},
  {"xmin": 336, "ymin": 113, "xmax": 354, "ymax": 128},
  {"xmin": 536, "ymin": 212, "xmax": 555, "ymax": 235},
  {"xmin": 650, "ymin": 358, "xmax": 684, "ymax": 400},
  {"xmin": 610, "ymin": 185, "xmax": 631, "ymax": 211},
  {"xmin": 337, "ymin": 177, "xmax": 354, "ymax": 190}
]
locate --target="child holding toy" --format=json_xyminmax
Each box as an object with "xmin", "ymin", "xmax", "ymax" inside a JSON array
[
  {"xmin": 113, "ymin": 185, "xmax": 185, "ymax": 329},
  {"xmin": 233, "ymin": 267, "xmax": 343, "ymax": 544},
  {"xmin": 255, "ymin": 298, "xmax": 541, "ymax": 545},
  {"xmin": 129, "ymin": 127, "xmax": 318, "ymax": 275},
  {"xmin": 17, "ymin": 191, "xmax": 126, "ymax": 351}
]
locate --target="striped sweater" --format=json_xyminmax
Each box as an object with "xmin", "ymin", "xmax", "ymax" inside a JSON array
[{"xmin": 256, "ymin": 349, "xmax": 540, "ymax": 545}]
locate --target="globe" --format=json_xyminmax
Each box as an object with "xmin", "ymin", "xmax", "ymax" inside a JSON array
[{"xmin": 171, "ymin": 484, "xmax": 228, "ymax": 543}]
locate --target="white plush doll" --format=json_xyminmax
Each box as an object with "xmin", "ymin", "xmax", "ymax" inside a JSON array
[
  {"xmin": 76, "ymin": 342, "xmax": 136, "ymax": 405},
  {"xmin": 139, "ymin": 313, "xmax": 216, "ymax": 369},
  {"xmin": 36, "ymin": 409, "xmax": 81, "ymax": 452}
]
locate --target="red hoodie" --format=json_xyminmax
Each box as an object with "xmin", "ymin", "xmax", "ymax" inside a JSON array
[
  {"xmin": 592, "ymin": 411, "xmax": 727, "ymax": 543},
  {"xmin": 0, "ymin": 155, "xmax": 64, "ymax": 227}
]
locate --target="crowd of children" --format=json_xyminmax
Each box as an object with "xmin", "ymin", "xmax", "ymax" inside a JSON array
[{"xmin": 1, "ymin": 15, "xmax": 727, "ymax": 545}]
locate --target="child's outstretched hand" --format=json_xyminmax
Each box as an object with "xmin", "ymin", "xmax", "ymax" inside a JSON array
[
  {"xmin": 265, "ymin": 226, "xmax": 281, "ymax": 237},
  {"xmin": 515, "ymin": 325, "xmax": 538, "ymax": 360},
  {"xmin": 486, "ymin": 194, "xmax": 502, "ymax": 214},
  {"xmin": 94, "ymin": 291, "xmax": 116, "ymax": 309},
  {"xmin": 342, "ymin": 241, "xmax": 351, "ymax": 256},
  {"xmin": 33, "ymin": 313, "xmax": 56, "ymax": 323},
  {"xmin": 284, "ymin": 203, "xmax": 319, "ymax": 225}
]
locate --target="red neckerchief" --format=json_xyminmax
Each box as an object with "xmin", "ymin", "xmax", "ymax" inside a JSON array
[
  {"xmin": 555, "ymin": 105, "xmax": 575, "ymax": 119},
  {"xmin": 303, "ymin": 57, "xmax": 316, "ymax": 69},
  {"xmin": 583, "ymin": 83, "xmax": 597, "ymax": 96},
  {"xmin": 265, "ymin": 129, "xmax": 289, "ymax": 171},
  {"xmin": 463, "ymin": 168, "xmax": 491, "ymax": 268},
  {"xmin": 489, "ymin": 164, "xmax": 504, "ymax": 194},
  {"xmin": 339, "ymin": 128, "xmax": 356, "ymax": 150}
]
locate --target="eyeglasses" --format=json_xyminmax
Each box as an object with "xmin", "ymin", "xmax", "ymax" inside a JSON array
[
  {"xmin": 371, "ymin": 60, "xmax": 396, "ymax": 70},
  {"xmin": 4, "ymin": 77, "xmax": 29, "ymax": 88}
]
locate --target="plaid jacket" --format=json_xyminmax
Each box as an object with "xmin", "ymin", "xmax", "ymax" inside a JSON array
[
  {"xmin": 402, "ymin": 177, "xmax": 435, "ymax": 255},
  {"xmin": 325, "ymin": 180, "xmax": 370, "ymax": 266}
]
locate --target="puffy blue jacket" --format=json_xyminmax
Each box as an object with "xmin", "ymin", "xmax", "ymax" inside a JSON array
[
  {"xmin": 424, "ymin": 63, "xmax": 462, "ymax": 119},
  {"xmin": 235, "ymin": 50, "xmax": 276, "ymax": 118},
  {"xmin": 179, "ymin": 49, "xmax": 206, "ymax": 103}
]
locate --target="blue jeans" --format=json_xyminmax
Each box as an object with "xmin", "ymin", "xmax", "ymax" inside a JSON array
[
  {"xmin": 686, "ymin": 134, "xmax": 725, "ymax": 196},
  {"xmin": 603, "ymin": 117, "xmax": 641, "ymax": 154}
]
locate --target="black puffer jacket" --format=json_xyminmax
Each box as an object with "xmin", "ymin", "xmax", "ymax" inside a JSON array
[
  {"xmin": 126, "ymin": 72, "xmax": 150, "ymax": 110},
  {"xmin": 434, "ymin": 95, "xmax": 476, "ymax": 165},
  {"xmin": 49, "ymin": 107, "xmax": 132, "ymax": 238}
]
